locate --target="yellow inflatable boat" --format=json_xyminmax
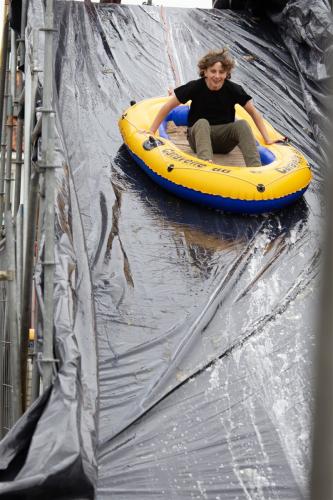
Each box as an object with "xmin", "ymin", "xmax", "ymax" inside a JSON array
[{"xmin": 119, "ymin": 97, "xmax": 312, "ymax": 214}]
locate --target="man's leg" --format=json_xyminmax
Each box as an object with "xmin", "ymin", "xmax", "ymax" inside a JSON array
[
  {"xmin": 211, "ymin": 120, "xmax": 261, "ymax": 167},
  {"xmin": 187, "ymin": 119, "xmax": 213, "ymax": 161}
]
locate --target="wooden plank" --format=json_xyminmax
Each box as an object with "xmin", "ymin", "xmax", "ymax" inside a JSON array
[{"xmin": 167, "ymin": 123, "xmax": 246, "ymax": 166}]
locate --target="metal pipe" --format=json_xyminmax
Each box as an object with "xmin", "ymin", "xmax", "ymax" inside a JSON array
[
  {"xmin": 35, "ymin": 279, "xmax": 46, "ymax": 322},
  {"xmin": 13, "ymin": 118, "xmax": 23, "ymax": 216},
  {"xmin": 15, "ymin": 205, "xmax": 23, "ymax": 337},
  {"xmin": 20, "ymin": 166, "xmax": 39, "ymax": 410},
  {"xmin": 15, "ymin": 0, "xmax": 27, "ymax": 214},
  {"xmin": 4, "ymin": 24, "xmax": 13, "ymax": 214},
  {"xmin": 31, "ymin": 321, "xmax": 41, "ymax": 402},
  {"xmin": 9, "ymin": 28, "xmax": 23, "ymax": 218},
  {"xmin": 18, "ymin": 0, "xmax": 27, "ymax": 71},
  {"xmin": 0, "ymin": 4, "xmax": 9, "ymax": 137},
  {"xmin": 5, "ymin": 211, "xmax": 22, "ymax": 423},
  {"xmin": 10, "ymin": 29, "xmax": 16, "ymax": 107},
  {"xmin": 31, "ymin": 115, "xmax": 42, "ymax": 145},
  {"xmin": 0, "ymin": 49, "xmax": 9, "ymax": 224},
  {"xmin": 0, "ymin": 137, "xmax": 6, "ymax": 225},
  {"xmin": 40, "ymin": 0, "xmax": 56, "ymax": 389},
  {"xmin": 20, "ymin": 24, "xmax": 38, "ymax": 403},
  {"xmin": 0, "ymin": 256, "xmax": 6, "ymax": 437},
  {"xmin": 22, "ymin": 29, "xmax": 38, "ymax": 266},
  {"xmin": 30, "ymin": 282, "xmax": 45, "ymax": 403},
  {"xmin": 4, "ymin": 94, "xmax": 14, "ymax": 213}
]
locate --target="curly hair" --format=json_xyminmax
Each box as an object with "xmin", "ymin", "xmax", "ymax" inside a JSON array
[{"xmin": 198, "ymin": 48, "xmax": 235, "ymax": 80}]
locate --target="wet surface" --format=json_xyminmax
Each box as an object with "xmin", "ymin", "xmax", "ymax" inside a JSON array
[
  {"xmin": 51, "ymin": 4, "xmax": 321, "ymax": 497},
  {"xmin": 0, "ymin": 2, "xmax": 326, "ymax": 499}
]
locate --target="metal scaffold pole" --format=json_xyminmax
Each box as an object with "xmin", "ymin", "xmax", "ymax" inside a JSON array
[
  {"xmin": 20, "ymin": 31, "xmax": 41, "ymax": 407},
  {"xmin": 0, "ymin": 1, "xmax": 9, "ymax": 140},
  {"xmin": 0, "ymin": 0, "xmax": 56, "ymax": 427},
  {"xmin": 0, "ymin": 0, "xmax": 25, "ymax": 433},
  {"xmin": 20, "ymin": 0, "xmax": 57, "ymax": 405},
  {"xmin": 5, "ymin": 211, "xmax": 22, "ymax": 422},
  {"xmin": 4, "ymin": 53, "xmax": 14, "ymax": 214},
  {"xmin": 39, "ymin": 0, "xmax": 56, "ymax": 389},
  {"xmin": 0, "ymin": 20, "xmax": 9, "ymax": 224},
  {"xmin": 13, "ymin": 14, "xmax": 25, "ymax": 219}
]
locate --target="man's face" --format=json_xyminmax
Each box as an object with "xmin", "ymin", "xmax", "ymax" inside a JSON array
[{"xmin": 204, "ymin": 62, "xmax": 228, "ymax": 90}]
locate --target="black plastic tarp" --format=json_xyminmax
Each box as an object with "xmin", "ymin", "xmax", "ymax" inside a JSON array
[
  {"xmin": 0, "ymin": 0, "xmax": 331, "ymax": 498},
  {"xmin": 270, "ymin": 0, "xmax": 333, "ymax": 161}
]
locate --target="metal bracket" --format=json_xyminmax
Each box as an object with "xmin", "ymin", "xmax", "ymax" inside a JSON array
[
  {"xmin": 0, "ymin": 270, "xmax": 14, "ymax": 281},
  {"xmin": 36, "ymin": 352, "xmax": 59, "ymax": 377},
  {"xmin": 143, "ymin": 136, "xmax": 164, "ymax": 151},
  {"xmin": 36, "ymin": 162, "xmax": 62, "ymax": 170},
  {"xmin": 41, "ymin": 260, "xmax": 55, "ymax": 266},
  {"xmin": 37, "ymin": 107, "xmax": 55, "ymax": 114},
  {"xmin": 39, "ymin": 28, "xmax": 58, "ymax": 33}
]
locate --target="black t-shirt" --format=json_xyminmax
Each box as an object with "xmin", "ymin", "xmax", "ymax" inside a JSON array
[{"xmin": 174, "ymin": 78, "xmax": 252, "ymax": 127}]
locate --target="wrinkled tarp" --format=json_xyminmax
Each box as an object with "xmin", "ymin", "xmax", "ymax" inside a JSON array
[
  {"xmin": 0, "ymin": 0, "xmax": 329, "ymax": 498},
  {"xmin": 271, "ymin": 0, "xmax": 333, "ymax": 161},
  {"xmin": 215, "ymin": 0, "xmax": 333, "ymax": 162}
]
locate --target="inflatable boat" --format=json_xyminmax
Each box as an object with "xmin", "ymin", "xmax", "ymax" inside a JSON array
[{"xmin": 119, "ymin": 97, "xmax": 312, "ymax": 214}]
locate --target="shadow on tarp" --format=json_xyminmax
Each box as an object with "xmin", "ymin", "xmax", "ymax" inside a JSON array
[{"xmin": 115, "ymin": 144, "xmax": 310, "ymax": 247}]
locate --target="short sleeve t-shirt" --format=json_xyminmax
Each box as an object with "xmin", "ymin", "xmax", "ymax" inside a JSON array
[{"xmin": 174, "ymin": 78, "xmax": 252, "ymax": 127}]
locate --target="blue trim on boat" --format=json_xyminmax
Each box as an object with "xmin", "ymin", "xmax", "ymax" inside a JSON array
[
  {"xmin": 127, "ymin": 147, "xmax": 306, "ymax": 214},
  {"xmin": 159, "ymin": 119, "xmax": 169, "ymax": 139},
  {"xmin": 168, "ymin": 106, "xmax": 190, "ymax": 126},
  {"xmin": 257, "ymin": 146, "xmax": 276, "ymax": 166}
]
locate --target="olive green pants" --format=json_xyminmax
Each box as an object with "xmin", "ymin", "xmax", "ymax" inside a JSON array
[{"xmin": 187, "ymin": 118, "xmax": 261, "ymax": 167}]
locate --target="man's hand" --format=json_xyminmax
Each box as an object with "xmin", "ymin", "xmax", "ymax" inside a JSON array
[
  {"xmin": 149, "ymin": 95, "xmax": 181, "ymax": 137},
  {"xmin": 265, "ymin": 138, "xmax": 279, "ymax": 145},
  {"xmin": 265, "ymin": 137, "xmax": 288, "ymax": 145}
]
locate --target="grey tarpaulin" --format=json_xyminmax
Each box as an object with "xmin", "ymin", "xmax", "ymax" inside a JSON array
[
  {"xmin": 270, "ymin": 0, "xmax": 333, "ymax": 162},
  {"xmin": 0, "ymin": 0, "xmax": 329, "ymax": 498}
]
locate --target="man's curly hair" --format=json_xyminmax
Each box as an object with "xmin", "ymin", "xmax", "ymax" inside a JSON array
[{"xmin": 198, "ymin": 48, "xmax": 235, "ymax": 80}]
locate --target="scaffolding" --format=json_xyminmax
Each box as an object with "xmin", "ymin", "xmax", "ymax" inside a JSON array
[{"xmin": 0, "ymin": 0, "xmax": 57, "ymax": 438}]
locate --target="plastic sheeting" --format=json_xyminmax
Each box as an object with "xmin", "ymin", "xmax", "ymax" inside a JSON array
[
  {"xmin": 0, "ymin": 0, "xmax": 328, "ymax": 498},
  {"xmin": 270, "ymin": 0, "xmax": 333, "ymax": 162}
]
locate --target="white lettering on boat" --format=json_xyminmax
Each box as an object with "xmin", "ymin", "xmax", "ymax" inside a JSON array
[
  {"xmin": 161, "ymin": 148, "xmax": 231, "ymax": 172},
  {"xmin": 275, "ymin": 152, "xmax": 300, "ymax": 174}
]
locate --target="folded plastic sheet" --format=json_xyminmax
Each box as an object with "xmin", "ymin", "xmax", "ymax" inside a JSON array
[
  {"xmin": 270, "ymin": 0, "xmax": 333, "ymax": 162},
  {"xmin": 0, "ymin": 1, "xmax": 327, "ymax": 498}
]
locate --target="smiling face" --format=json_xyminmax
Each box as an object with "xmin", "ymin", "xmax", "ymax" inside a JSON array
[{"xmin": 204, "ymin": 62, "xmax": 228, "ymax": 91}]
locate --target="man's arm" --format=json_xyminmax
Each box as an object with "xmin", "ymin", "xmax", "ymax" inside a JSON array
[
  {"xmin": 149, "ymin": 95, "xmax": 181, "ymax": 134},
  {"xmin": 243, "ymin": 99, "xmax": 276, "ymax": 145}
]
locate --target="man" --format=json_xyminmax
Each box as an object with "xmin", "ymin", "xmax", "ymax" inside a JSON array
[{"xmin": 150, "ymin": 48, "xmax": 278, "ymax": 167}]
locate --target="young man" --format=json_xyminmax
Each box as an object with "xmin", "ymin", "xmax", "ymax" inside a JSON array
[{"xmin": 150, "ymin": 48, "xmax": 277, "ymax": 167}]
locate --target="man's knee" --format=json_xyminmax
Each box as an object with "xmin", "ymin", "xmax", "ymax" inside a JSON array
[
  {"xmin": 234, "ymin": 119, "xmax": 253, "ymax": 136},
  {"xmin": 193, "ymin": 118, "xmax": 210, "ymax": 131}
]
